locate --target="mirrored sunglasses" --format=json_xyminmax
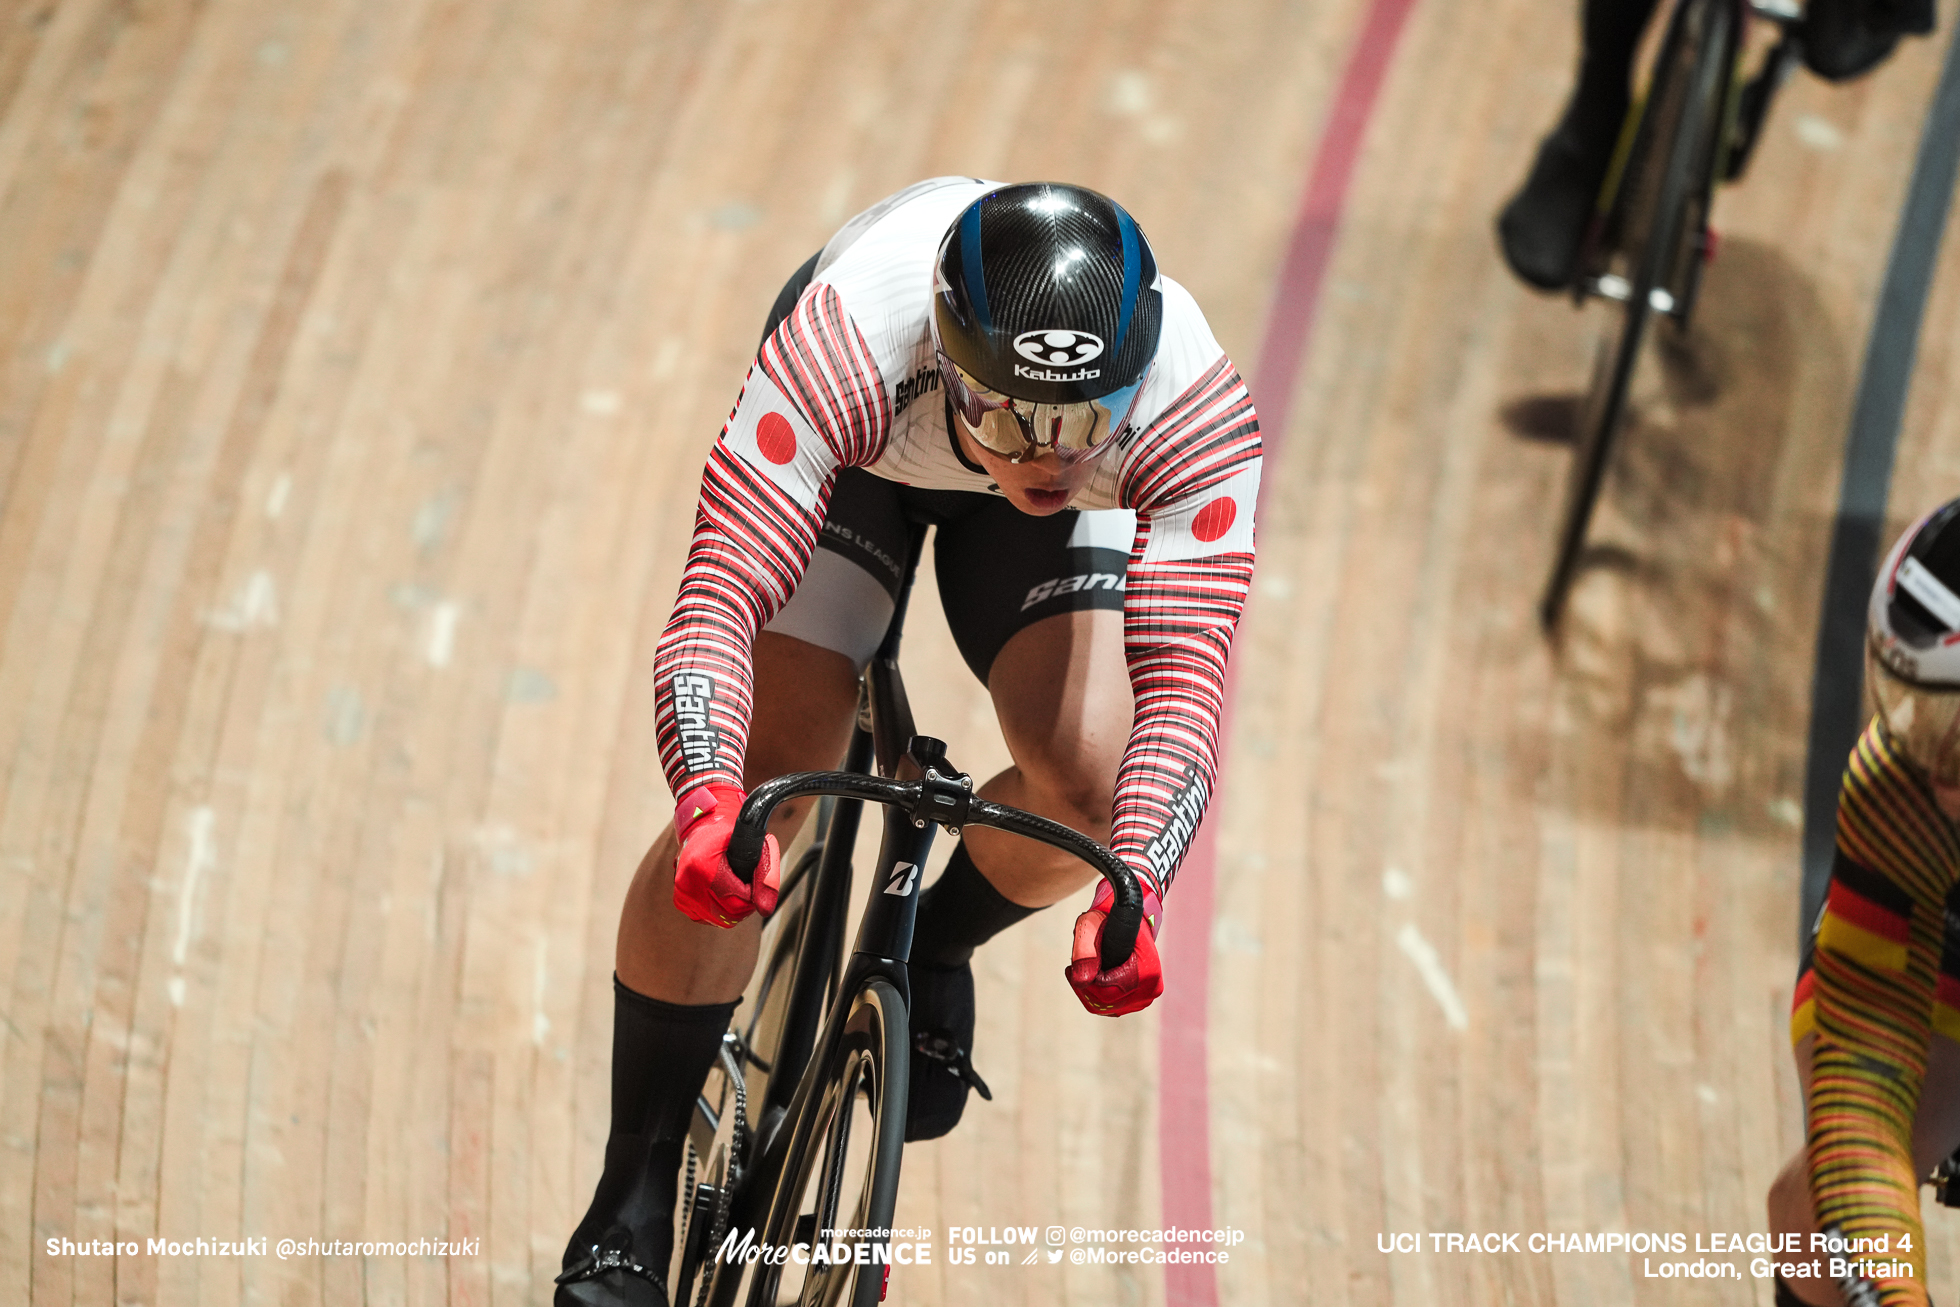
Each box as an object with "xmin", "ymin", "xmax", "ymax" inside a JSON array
[{"xmin": 936, "ymin": 351, "xmax": 1147, "ymax": 465}]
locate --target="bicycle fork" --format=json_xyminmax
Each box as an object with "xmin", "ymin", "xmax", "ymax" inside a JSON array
[{"xmin": 695, "ymin": 736, "xmax": 971, "ymax": 1304}]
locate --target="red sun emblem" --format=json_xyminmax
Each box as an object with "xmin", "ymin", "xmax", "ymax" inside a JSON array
[
  {"xmin": 756, "ymin": 413, "xmax": 798, "ymax": 465},
  {"xmin": 1191, "ymin": 498, "xmax": 1237, "ymax": 543}
]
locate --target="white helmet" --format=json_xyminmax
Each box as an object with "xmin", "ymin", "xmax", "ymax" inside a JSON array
[{"xmin": 1868, "ymin": 499, "xmax": 1960, "ymax": 786}]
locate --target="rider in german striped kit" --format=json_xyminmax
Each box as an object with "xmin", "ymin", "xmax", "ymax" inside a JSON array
[
  {"xmin": 558, "ymin": 178, "xmax": 1260, "ymax": 1307},
  {"xmin": 1769, "ymin": 501, "xmax": 1960, "ymax": 1307}
]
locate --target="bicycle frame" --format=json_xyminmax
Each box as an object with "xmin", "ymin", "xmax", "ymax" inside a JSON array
[
  {"xmin": 687, "ymin": 526, "xmax": 947, "ymax": 1305},
  {"xmin": 754, "ymin": 524, "xmax": 931, "ymax": 1139},
  {"xmin": 1541, "ymin": 0, "xmax": 1804, "ymax": 627},
  {"xmin": 681, "ymin": 520, "xmax": 1145, "ymax": 1305}
]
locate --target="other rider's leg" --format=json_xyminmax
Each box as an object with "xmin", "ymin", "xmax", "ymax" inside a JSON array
[
  {"xmin": 962, "ymin": 607, "xmax": 1132, "ymax": 910},
  {"xmin": 1497, "ymin": 0, "xmax": 1661, "ymax": 290},
  {"xmin": 558, "ymin": 632, "xmax": 859, "ymax": 1306},
  {"xmin": 905, "ymin": 608, "xmax": 1132, "ymax": 1140}
]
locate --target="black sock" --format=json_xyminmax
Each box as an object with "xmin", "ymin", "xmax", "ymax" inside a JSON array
[
  {"xmin": 564, "ymin": 979, "xmax": 737, "ymax": 1279},
  {"xmin": 1772, "ymin": 1273, "xmax": 1809, "ymax": 1307},
  {"xmin": 1565, "ymin": 0, "xmax": 1664, "ymax": 146},
  {"xmin": 911, "ymin": 841, "xmax": 1044, "ymax": 968}
]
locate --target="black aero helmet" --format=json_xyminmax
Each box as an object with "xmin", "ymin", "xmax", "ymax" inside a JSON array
[
  {"xmin": 932, "ymin": 183, "xmax": 1162, "ymax": 463},
  {"xmin": 1868, "ymin": 498, "xmax": 1960, "ymax": 784}
]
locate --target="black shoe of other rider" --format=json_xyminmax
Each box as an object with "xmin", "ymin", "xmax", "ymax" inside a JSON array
[
  {"xmin": 905, "ymin": 962, "xmax": 993, "ymax": 1142},
  {"xmin": 1803, "ymin": 0, "xmax": 1928, "ymax": 81},
  {"xmin": 1496, "ymin": 115, "xmax": 1619, "ymax": 291}
]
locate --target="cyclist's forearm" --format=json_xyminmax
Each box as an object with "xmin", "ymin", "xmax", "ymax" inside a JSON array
[
  {"xmin": 1108, "ymin": 562, "xmax": 1247, "ymax": 896},
  {"xmin": 1804, "ymin": 1043, "xmax": 1928, "ymax": 1305},
  {"xmin": 1805, "ymin": 850, "xmax": 1936, "ymax": 1301},
  {"xmin": 652, "ymin": 452, "xmax": 827, "ymax": 794},
  {"xmin": 1800, "ymin": 724, "xmax": 1957, "ymax": 1300}
]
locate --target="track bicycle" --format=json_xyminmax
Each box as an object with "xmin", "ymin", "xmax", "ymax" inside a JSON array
[
  {"xmin": 1540, "ymin": 0, "xmax": 1808, "ymax": 627},
  {"xmin": 662, "ymin": 525, "xmax": 1146, "ymax": 1307}
]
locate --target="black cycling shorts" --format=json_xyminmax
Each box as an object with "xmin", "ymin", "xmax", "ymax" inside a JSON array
[{"xmin": 754, "ymin": 252, "xmax": 1131, "ymax": 684}]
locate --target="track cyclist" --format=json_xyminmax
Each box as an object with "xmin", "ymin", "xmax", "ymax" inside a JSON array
[
  {"xmin": 554, "ymin": 177, "xmax": 1262, "ymax": 1307},
  {"xmin": 1768, "ymin": 499, "xmax": 1960, "ymax": 1307}
]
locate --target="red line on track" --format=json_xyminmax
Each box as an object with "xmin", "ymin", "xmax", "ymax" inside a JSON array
[{"xmin": 1157, "ymin": 1, "xmax": 1422, "ymax": 1303}]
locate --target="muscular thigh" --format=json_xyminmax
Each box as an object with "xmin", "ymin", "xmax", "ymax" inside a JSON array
[
  {"xmin": 986, "ymin": 608, "xmax": 1132, "ymax": 816},
  {"xmin": 745, "ymin": 631, "xmax": 861, "ymax": 786}
]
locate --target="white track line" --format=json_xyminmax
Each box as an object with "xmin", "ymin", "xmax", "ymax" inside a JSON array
[{"xmin": 1396, "ymin": 922, "xmax": 1468, "ymax": 1031}]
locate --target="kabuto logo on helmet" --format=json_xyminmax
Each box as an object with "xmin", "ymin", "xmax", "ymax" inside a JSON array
[{"xmin": 1012, "ymin": 329, "xmax": 1105, "ymax": 367}]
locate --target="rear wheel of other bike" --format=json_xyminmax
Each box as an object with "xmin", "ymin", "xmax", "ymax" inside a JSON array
[
  {"xmin": 1540, "ymin": 0, "xmax": 1737, "ymax": 628},
  {"xmin": 747, "ymin": 979, "xmax": 908, "ymax": 1307}
]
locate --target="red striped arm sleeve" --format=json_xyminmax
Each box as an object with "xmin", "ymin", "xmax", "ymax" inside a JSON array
[
  {"xmin": 652, "ymin": 284, "xmax": 890, "ymax": 795},
  {"xmin": 1112, "ymin": 359, "xmax": 1261, "ymax": 898}
]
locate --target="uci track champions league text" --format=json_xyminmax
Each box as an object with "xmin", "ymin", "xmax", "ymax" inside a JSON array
[{"xmin": 1378, "ymin": 1228, "xmax": 1918, "ymax": 1286}]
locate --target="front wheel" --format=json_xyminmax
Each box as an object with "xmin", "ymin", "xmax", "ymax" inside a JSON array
[
  {"xmin": 1540, "ymin": 0, "xmax": 1735, "ymax": 627},
  {"xmin": 747, "ymin": 979, "xmax": 908, "ymax": 1307}
]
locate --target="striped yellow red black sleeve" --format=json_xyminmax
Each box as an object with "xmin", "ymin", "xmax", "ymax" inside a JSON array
[{"xmin": 1804, "ymin": 720, "xmax": 1960, "ymax": 1304}]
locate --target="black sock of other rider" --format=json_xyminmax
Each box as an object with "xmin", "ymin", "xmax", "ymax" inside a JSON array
[
  {"xmin": 557, "ymin": 980, "xmax": 736, "ymax": 1307},
  {"xmin": 1498, "ymin": 0, "xmax": 1662, "ymax": 290},
  {"xmin": 904, "ymin": 841, "xmax": 1044, "ymax": 1142}
]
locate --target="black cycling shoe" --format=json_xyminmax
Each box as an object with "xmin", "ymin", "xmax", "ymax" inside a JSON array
[
  {"xmin": 905, "ymin": 962, "xmax": 992, "ymax": 1142},
  {"xmin": 1496, "ymin": 115, "xmax": 1619, "ymax": 291},
  {"xmin": 1803, "ymin": 0, "xmax": 1925, "ymax": 81},
  {"xmin": 556, "ymin": 1225, "xmax": 670, "ymax": 1307}
]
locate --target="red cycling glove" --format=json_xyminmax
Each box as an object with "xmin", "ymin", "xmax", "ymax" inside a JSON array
[
  {"xmin": 1066, "ymin": 877, "xmax": 1164, "ymax": 1016},
  {"xmin": 672, "ymin": 784, "xmax": 780, "ymax": 927}
]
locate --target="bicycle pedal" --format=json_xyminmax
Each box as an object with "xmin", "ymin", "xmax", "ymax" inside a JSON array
[{"xmin": 914, "ymin": 1032, "xmax": 993, "ymax": 1101}]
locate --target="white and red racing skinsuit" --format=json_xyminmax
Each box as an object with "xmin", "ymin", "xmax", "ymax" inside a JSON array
[{"xmin": 651, "ymin": 177, "xmax": 1262, "ymax": 901}]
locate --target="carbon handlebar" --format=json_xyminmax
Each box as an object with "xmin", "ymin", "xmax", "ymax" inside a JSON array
[{"xmin": 726, "ymin": 770, "xmax": 1145, "ymax": 974}]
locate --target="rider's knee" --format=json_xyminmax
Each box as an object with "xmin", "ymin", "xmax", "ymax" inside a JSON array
[{"xmin": 1010, "ymin": 735, "xmax": 1118, "ymax": 829}]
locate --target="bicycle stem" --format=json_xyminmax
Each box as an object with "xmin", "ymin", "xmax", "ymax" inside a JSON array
[{"xmin": 729, "ymin": 748, "xmax": 1146, "ymax": 975}]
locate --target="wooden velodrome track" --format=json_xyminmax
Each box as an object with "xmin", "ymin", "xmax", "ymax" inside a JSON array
[{"xmin": 4, "ymin": 0, "xmax": 1959, "ymax": 1303}]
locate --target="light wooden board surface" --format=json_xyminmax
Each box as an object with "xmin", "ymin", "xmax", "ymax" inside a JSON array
[{"xmin": 1, "ymin": 2, "xmax": 1957, "ymax": 1304}]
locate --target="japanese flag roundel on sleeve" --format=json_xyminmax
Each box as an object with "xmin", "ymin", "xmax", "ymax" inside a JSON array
[
  {"xmin": 1140, "ymin": 462, "xmax": 1260, "ymax": 564},
  {"xmin": 722, "ymin": 362, "xmax": 832, "ymax": 512}
]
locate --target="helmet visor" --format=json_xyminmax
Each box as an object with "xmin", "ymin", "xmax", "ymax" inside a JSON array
[
  {"xmin": 1867, "ymin": 637, "xmax": 1960, "ymax": 788},
  {"xmin": 937, "ymin": 352, "xmax": 1147, "ymax": 466}
]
